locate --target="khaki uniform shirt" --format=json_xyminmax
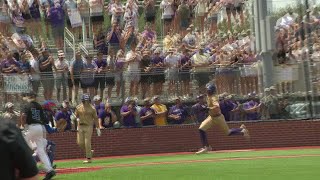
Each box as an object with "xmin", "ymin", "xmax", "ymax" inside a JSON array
[
  {"xmin": 75, "ymin": 104, "xmax": 98, "ymax": 126},
  {"xmin": 207, "ymin": 95, "xmax": 222, "ymax": 117}
]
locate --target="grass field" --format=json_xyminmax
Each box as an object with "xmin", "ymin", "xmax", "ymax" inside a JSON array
[{"xmin": 50, "ymin": 148, "xmax": 320, "ymax": 180}]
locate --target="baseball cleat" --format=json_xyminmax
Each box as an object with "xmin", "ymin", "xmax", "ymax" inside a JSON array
[
  {"xmin": 43, "ymin": 170, "xmax": 56, "ymax": 180},
  {"xmin": 83, "ymin": 159, "xmax": 92, "ymax": 164},
  {"xmin": 241, "ymin": 125, "xmax": 250, "ymax": 140},
  {"xmin": 240, "ymin": 124, "xmax": 246, "ymax": 129},
  {"xmin": 195, "ymin": 147, "xmax": 209, "ymax": 155}
]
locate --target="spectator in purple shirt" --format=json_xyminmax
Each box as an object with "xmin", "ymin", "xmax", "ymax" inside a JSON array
[
  {"xmin": 219, "ymin": 94, "xmax": 236, "ymax": 122},
  {"xmin": 98, "ymin": 103, "xmax": 117, "ymax": 129},
  {"xmin": 168, "ymin": 97, "xmax": 189, "ymax": 124},
  {"xmin": 48, "ymin": 2, "xmax": 65, "ymax": 49},
  {"xmin": 120, "ymin": 98, "xmax": 137, "ymax": 127},
  {"xmin": 151, "ymin": 49, "xmax": 165, "ymax": 96},
  {"xmin": 107, "ymin": 22, "xmax": 122, "ymax": 60},
  {"xmin": 142, "ymin": 23, "xmax": 157, "ymax": 43},
  {"xmin": 1, "ymin": 52, "xmax": 21, "ymax": 74},
  {"xmin": 55, "ymin": 102, "xmax": 72, "ymax": 131},
  {"xmin": 29, "ymin": 0, "xmax": 42, "ymax": 39},
  {"xmin": 93, "ymin": 95, "xmax": 105, "ymax": 114},
  {"xmin": 94, "ymin": 52, "xmax": 107, "ymax": 99},
  {"xmin": 179, "ymin": 50, "xmax": 192, "ymax": 98},
  {"xmin": 39, "ymin": 48, "xmax": 56, "ymax": 100},
  {"xmin": 243, "ymin": 93, "xmax": 261, "ymax": 121},
  {"xmin": 191, "ymin": 94, "xmax": 208, "ymax": 124},
  {"xmin": 81, "ymin": 54, "xmax": 97, "ymax": 98},
  {"xmin": 140, "ymin": 98, "xmax": 156, "ymax": 126}
]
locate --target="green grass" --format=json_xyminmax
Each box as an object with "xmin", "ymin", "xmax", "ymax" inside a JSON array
[{"xmin": 53, "ymin": 148, "xmax": 320, "ymax": 179}]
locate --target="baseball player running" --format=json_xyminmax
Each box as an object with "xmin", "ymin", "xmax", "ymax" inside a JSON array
[
  {"xmin": 196, "ymin": 83, "xmax": 250, "ymax": 154},
  {"xmin": 74, "ymin": 94, "xmax": 101, "ymax": 163},
  {"xmin": 21, "ymin": 92, "xmax": 56, "ymax": 180}
]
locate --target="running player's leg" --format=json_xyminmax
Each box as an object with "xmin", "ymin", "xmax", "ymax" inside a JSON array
[
  {"xmin": 216, "ymin": 115, "xmax": 249, "ymax": 138},
  {"xmin": 196, "ymin": 116, "xmax": 215, "ymax": 154},
  {"xmin": 32, "ymin": 125, "xmax": 53, "ymax": 172},
  {"xmin": 47, "ymin": 141, "xmax": 56, "ymax": 165},
  {"xmin": 77, "ymin": 126, "xmax": 85, "ymax": 151},
  {"xmin": 84, "ymin": 126, "xmax": 93, "ymax": 162}
]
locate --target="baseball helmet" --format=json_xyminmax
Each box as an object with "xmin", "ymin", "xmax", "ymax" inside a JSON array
[
  {"xmin": 81, "ymin": 94, "xmax": 91, "ymax": 101},
  {"xmin": 206, "ymin": 83, "xmax": 217, "ymax": 94},
  {"xmin": 113, "ymin": 121, "xmax": 121, "ymax": 129}
]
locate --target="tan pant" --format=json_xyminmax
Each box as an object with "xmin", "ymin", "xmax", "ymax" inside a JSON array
[
  {"xmin": 199, "ymin": 114, "xmax": 230, "ymax": 135},
  {"xmin": 77, "ymin": 125, "xmax": 93, "ymax": 158}
]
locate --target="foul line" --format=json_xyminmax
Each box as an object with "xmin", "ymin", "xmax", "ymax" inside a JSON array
[{"xmin": 54, "ymin": 154, "xmax": 320, "ymax": 175}]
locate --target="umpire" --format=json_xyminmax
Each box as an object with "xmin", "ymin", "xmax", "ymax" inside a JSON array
[
  {"xmin": 75, "ymin": 94, "xmax": 101, "ymax": 163},
  {"xmin": 0, "ymin": 118, "xmax": 38, "ymax": 180}
]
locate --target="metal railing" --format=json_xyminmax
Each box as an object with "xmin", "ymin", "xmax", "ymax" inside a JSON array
[{"xmin": 64, "ymin": 27, "xmax": 76, "ymax": 60}]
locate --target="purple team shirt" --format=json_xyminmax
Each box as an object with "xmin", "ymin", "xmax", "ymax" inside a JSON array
[
  {"xmin": 191, "ymin": 103, "xmax": 208, "ymax": 123},
  {"xmin": 48, "ymin": 6, "xmax": 65, "ymax": 26},
  {"xmin": 219, "ymin": 100, "xmax": 235, "ymax": 121},
  {"xmin": 54, "ymin": 111, "xmax": 72, "ymax": 131},
  {"xmin": 151, "ymin": 56, "xmax": 165, "ymax": 73},
  {"xmin": 98, "ymin": 110, "xmax": 113, "ymax": 128},
  {"xmin": 142, "ymin": 30, "xmax": 156, "ymax": 41},
  {"xmin": 120, "ymin": 105, "xmax": 136, "ymax": 127},
  {"xmin": 1, "ymin": 59, "xmax": 20, "ymax": 73},
  {"xmin": 139, "ymin": 107, "xmax": 155, "ymax": 126},
  {"xmin": 243, "ymin": 100, "xmax": 260, "ymax": 120},
  {"xmin": 168, "ymin": 105, "xmax": 188, "ymax": 124},
  {"xmin": 94, "ymin": 59, "xmax": 107, "ymax": 69}
]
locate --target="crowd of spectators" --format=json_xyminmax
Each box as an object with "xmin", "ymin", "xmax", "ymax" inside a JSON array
[
  {"xmin": 1, "ymin": 0, "xmax": 319, "ymax": 124},
  {"xmin": 1, "ymin": 89, "xmax": 286, "ymax": 131},
  {"xmin": 0, "ymin": 0, "xmax": 258, "ymax": 104}
]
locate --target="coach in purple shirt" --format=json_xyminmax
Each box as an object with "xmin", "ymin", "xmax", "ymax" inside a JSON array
[
  {"xmin": 140, "ymin": 98, "xmax": 155, "ymax": 126},
  {"xmin": 120, "ymin": 98, "xmax": 137, "ymax": 127},
  {"xmin": 55, "ymin": 102, "xmax": 72, "ymax": 131},
  {"xmin": 168, "ymin": 97, "xmax": 188, "ymax": 125},
  {"xmin": 191, "ymin": 94, "xmax": 208, "ymax": 124}
]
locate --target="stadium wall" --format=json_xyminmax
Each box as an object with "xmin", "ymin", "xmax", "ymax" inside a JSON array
[{"xmin": 49, "ymin": 120, "xmax": 320, "ymax": 160}]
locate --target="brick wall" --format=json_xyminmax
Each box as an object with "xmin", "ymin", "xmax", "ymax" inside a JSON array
[{"xmin": 48, "ymin": 120, "xmax": 320, "ymax": 160}]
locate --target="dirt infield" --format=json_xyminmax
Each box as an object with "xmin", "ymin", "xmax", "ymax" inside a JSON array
[
  {"xmin": 40, "ymin": 167, "xmax": 103, "ymax": 175},
  {"xmin": 52, "ymin": 152, "xmax": 320, "ymax": 175}
]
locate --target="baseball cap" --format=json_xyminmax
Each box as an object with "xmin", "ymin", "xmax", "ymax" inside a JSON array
[
  {"xmin": 125, "ymin": 97, "xmax": 133, "ymax": 103},
  {"xmin": 152, "ymin": 96, "xmax": 160, "ymax": 102},
  {"xmin": 196, "ymin": 94, "xmax": 204, "ymax": 99},
  {"xmin": 270, "ymin": 86, "xmax": 276, "ymax": 90},
  {"xmin": 5, "ymin": 102, "xmax": 14, "ymax": 109},
  {"xmin": 93, "ymin": 95, "xmax": 102, "ymax": 101}
]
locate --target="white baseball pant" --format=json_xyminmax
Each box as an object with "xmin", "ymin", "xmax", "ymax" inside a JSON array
[{"xmin": 24, "ymin": 124, "xmax": 53, "ymax": 173}]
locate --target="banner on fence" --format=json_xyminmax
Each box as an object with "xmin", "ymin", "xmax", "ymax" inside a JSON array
[
  {"xmin": 3, "ymin": 75, "xmax": 31, "ymax": 93},
  {"xmin": 274, "ymin": 65, "xmax": 299, "ymax": 83}
]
